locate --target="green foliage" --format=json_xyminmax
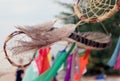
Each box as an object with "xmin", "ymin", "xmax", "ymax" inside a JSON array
[{"xmin": 56, "ymin": 1, "xmax": 120, "ymax": 75}]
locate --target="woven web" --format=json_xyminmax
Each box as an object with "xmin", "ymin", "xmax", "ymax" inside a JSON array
[{"xmin": 75, "ymin": 0, "xmax": 118, "ymax": 22}]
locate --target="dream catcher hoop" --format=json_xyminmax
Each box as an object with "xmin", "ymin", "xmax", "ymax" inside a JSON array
[
  {"xmin": 3, "ymin": 31, "xmax": 36, "ymax": 67},
  {"xmin": 73, "ymin": 0, "xmax": 120, "ymax": 23}
]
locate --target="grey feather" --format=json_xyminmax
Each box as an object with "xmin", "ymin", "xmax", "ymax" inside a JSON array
[
  {"xmin": 16, "ymin": 20, "xmax": 56, "ymax": 40},
  {"xmin": 11, "ymin": 22, "xmax": 76, "ymax": 54}
]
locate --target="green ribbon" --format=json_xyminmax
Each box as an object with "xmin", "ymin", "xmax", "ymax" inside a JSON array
[{"xmin": 44, "ymin": 42, "xmax": 76, "ymax": 81}]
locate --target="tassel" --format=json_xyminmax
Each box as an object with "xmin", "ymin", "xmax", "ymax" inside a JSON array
[
  {"xmin": 107, "ymin": 36, "xmax": 120, "ymax": 67},
  {"xmin": 74, "ymin": 49, "xmax": 90, "ymax": 81},
  {"xmin": 35, "ymin": 47, "xmax": 51, "ymax": 75}
]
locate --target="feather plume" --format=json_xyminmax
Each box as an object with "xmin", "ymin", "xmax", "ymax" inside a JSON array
[
  {"xmin": 107, "ymin": 36, "xmax": 120, "ymax": 67},
  {"xmin": 11, "ymin": 22, "xmax": 76, "ymax": 54},
  {"xmin": 16, "ymin": 20, "xmax": 56, "ymax": 40}
]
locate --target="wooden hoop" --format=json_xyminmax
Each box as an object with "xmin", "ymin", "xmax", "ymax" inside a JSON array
[{"xmin": 3, "ymin": 31, "xmax": 36, "ymax": 67}]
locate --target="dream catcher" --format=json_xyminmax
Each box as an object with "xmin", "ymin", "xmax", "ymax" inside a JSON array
[
  {"xmin": 3, "ymin": 21, "xmax": 76, "ymax": 67},
  {"xmin": 73, "ymin": 0, "xmax": 120, "ymax": 23},
  {"xmin": 64, "ymin": 0, "xmax": 118, "ymax": 50}
]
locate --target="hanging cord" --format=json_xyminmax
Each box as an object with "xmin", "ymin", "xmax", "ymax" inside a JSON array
[
  {"xmin": 99, "ymin": 22, "xmax": 109, "ymax": 35},
  {"xmin": 75, "ymin": 21, "xmax": 85, "ymax": 27},
  {"xmin": 64, "ymin": 42, "xmax": 71, "ymax": 50}
]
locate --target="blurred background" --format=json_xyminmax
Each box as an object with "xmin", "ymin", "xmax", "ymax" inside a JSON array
[{"xmin": 0, "ymin": 0, "xmax": 120, "ymax": 81}]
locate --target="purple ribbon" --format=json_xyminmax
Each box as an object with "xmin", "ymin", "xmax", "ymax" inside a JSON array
[{"xmin": 64, "ymin": 54, "xmax": 73, "ymax": 81}]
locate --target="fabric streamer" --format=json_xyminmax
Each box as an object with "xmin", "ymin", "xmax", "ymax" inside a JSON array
[
  {"xmin": 32, "ymin": 69, "xmax": 50, "ymax": 81},
  {"xmin": 70, "ymin": 48, "xmax": 77, "ymax": 81},
  {"xmin": 22, "ymin": 61, "xmax": 39, "ymax": 81},
  {"xmin": 79, "ymin": 49, "xmax": 90, "ymax": 76},
  {"xmin": 53, "ymin": 49, "xmax": 66, "ymax": 81},
  {"xmin": 71, "ymin": 49, "xmax": 81, "ymax": 81},
  {"xmin": 22, "ymin": 47, "xmax": 51, "ymax": 81},
  {"xmin": 53, "ymin": 49, "xmax": 66, "ymax": 66},
  {"xmin": 107, "ymin": 36, "xmax": 120, "ymax": 67},
  {"xmin": 73, "ymin": 49, "xmax": 91, "ymax": 81},
  {"xmin": 35, "ymin": 47, "xmax": 51, "ymax": 74},
  {"xmin": 48, "ymin": 53, "xmax": 52, "ymax": 66},
  {"xmin": 114, "ymin": 51, "xmax": 120, "ymax": 69},
  {"xmin": 64, "ymin": 54, "xmax": 73, "ymax": 81}
]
